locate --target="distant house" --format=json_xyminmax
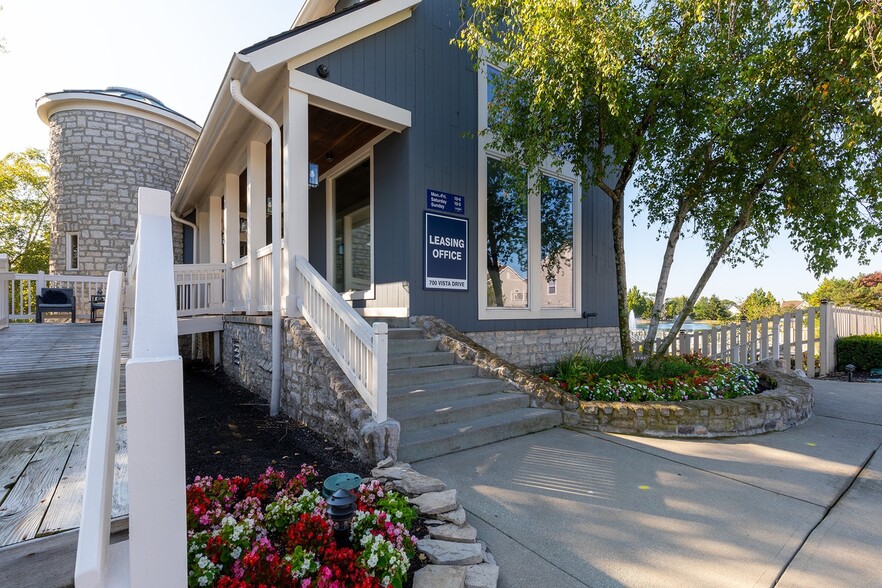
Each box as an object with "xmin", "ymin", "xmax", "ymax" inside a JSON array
[{"xmin": 780, "ymin": 300, "xmax": 808, "ymax": 312}]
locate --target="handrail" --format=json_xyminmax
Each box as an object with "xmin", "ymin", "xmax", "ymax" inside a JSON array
[
  {"xmin": 294, "ymin": 255, "xmax": 388, "ymax": 422},
  {"xmin": 75, "ymin": 271, "xmax": 125, "ymax": 587}
]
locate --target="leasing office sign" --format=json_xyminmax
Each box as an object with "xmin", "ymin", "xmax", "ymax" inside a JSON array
[{"xmin": 424, "ymin": 212, "xmax": 468, "ymax": 290}]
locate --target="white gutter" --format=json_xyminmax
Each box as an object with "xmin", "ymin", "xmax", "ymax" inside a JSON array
[
  {"xmin": 229, "ymin": 79, "xmax": 283, "ymax": 417},
  {"xmin": 171, "ymin": 212, "xmax": 198, "ymax": 262}
]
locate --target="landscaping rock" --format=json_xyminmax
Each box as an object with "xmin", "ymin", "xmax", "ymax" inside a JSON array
[
  {"xmin": 413, "ymin": 565, "xmax": 467, "ymax": 588},
  {"xmin": 429, "ymin": 522, "xmax": 478, "ymax": 543},
  {"xmin": 371, "ymin": 462, "xmax": 412, "ymax": 480},
  {"xmin": 376, "ymin": 456, "xmax": 395, "ymax": 468},
  {"xmin": 393, "ymin": 471, "xmax": 447, "ymax": 495},
  {"xmin": 418, "ymin": 539, "xmax": 485, "ymax": 566},
  {"xmin": 465, "ymin": 563, "xmax": 500, "ymax": 588},
  {"xmin": 435, "ymin": 506, "xmax": 467, "ymax": 526},
  {"xmin": 410, "ymin": 489, "xmax": 458, "ymax": 515}
]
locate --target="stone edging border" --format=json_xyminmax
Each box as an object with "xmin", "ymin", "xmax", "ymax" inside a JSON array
[
  {"xmin": 414, "ymin": 316, "xmax": 814, "ymax": 438},
  {"xmin": 369, "ymin": 459, "xmax": 499, "ymax": 588}
]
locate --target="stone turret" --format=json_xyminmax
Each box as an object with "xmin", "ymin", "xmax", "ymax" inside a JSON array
[{"xmin": 36, "ymin": 87, "xmax": 201, "ymax": 274}]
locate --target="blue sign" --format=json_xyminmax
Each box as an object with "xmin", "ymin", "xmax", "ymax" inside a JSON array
[
  {"xmin": 425, "ymin": 212, "xmax": 468, "ymax": 291},
  {"xmin": 426, "ymin": 189, "xmax": 465, "ymax": 215},
  {"xmin": 308, "ymin": 163, "xmax": 319, "ymax": 188}
]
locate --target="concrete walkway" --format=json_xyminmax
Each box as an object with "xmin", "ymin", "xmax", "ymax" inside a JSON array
[{"xmin": 416, "ymin": 379, "xmax": 882, "ymax": 587}]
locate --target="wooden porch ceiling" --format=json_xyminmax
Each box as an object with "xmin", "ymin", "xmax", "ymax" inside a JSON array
[{"xmin": 308, "ymin": 106, "xmax": 384, "ymax": 177}]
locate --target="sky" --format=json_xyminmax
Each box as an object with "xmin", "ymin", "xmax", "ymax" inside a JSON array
[{"xmin": 1, "ymin": 0, "xmax": 880, "ymax": 302}]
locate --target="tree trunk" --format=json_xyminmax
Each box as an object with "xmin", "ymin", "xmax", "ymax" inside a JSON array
[{"xmin": 611, "ymin": 192, "xmax": 634, "ymax": 365}]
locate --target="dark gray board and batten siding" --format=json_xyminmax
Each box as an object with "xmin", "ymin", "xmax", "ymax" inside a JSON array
[{"xmin": 300, "ymin": 1, "xmax": 618, "ymax": 332}]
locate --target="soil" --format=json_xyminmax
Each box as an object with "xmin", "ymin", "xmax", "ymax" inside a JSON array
[
  {"xmin": 183, "ymin": 366, "xmax": 372, "ymax": 482},
  {"xmin": 817, "ymin": 370, "xmax": 881, "ymax": 383}
]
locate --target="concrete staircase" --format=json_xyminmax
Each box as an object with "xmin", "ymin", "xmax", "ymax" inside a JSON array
[{"xmin": 374, "ymin": 319, "xmax": 561, "ymax": 462}]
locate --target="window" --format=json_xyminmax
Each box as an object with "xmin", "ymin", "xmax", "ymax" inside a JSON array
[
  {"xmin": 66, "ymin": 232, "xmax": 79, "ymax": 270},
  {"xmin": 478, "ymin": 64, "xmax": 580, "ymax": 319}
]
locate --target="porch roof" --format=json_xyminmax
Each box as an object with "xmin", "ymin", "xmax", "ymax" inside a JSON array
[{"xmin": 173, "ymin": 0, "xmax": 420, "ymax": 213}]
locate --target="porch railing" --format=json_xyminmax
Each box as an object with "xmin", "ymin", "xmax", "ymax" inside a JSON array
[
  {"xmin": 256, "ymin": 244, "xmax": 273, "ymax": 312},
  {"xmin": 77, "ymin": 187, "xmax": 187, "ymax": 587},
  {"xmin": 173, "ymin": 263, "xmax": 225, "ymax": 317},
  {"xmin": 228, "ymin": 258, "xmax": 248, "ymax": 312},
  {"xmin": 293, "ymin": 255, "xmax": 388, "ymax": 423},
  {"xmin": 6, "ymin": 271, "xmax": 107, "ymax": 321}
]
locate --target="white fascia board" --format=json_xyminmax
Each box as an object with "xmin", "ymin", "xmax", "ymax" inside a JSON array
[
  {"xmin": 289, "ymin": 70, "xmax": 411, "ymax": 132},
  {"xmin": 241, "ymin": 0, "xmax": 420, "ymax": 73}
]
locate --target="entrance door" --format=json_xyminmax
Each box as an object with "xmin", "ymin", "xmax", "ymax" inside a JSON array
[{"xmin": 331, "ymin": 158, "xmax": 372, "ymax": 296}]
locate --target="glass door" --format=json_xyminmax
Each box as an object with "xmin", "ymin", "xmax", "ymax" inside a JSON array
[{"xmin": 332, "ymin": 158, "xmax": 372, "ymax": 295}]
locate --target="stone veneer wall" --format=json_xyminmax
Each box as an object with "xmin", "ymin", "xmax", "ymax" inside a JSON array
[
  {"xmin": 418, "ymin": 316, "xmax": 814, "ymax": 438},
  {"xmin": 47, "ymin": 109, "xmax": 194, "ymax": 274},
  {"xmin": 222, "ymin": 316, "xmax": 400, "ymax": 463},
  {"xmin": 465, "ymin": 326, "xmax": 620, "ymax": 369}
]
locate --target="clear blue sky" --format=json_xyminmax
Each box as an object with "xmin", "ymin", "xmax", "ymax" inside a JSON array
[{"xmin": 2, "ymin": 0, "xmax": 879, "ymax": 301}]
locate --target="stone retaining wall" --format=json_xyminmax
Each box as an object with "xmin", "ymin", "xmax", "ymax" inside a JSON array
[
  {"xmin": 222, "ymin": 316, "xmax": 399, "ymax": 463},
  {"xmin": 417, "ymin": 316, "xmax": 814, "ymax": 438},
  {"xmin": 465, "ymin": 325, "xmax": 620, "ymax": 369}
]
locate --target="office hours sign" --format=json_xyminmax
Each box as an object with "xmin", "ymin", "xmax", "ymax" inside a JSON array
[{"xmin": 424, "ymin": 212, "xmax": 468, "ymax": 290}]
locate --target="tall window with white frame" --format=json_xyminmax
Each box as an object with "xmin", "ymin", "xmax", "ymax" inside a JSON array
[
  {"xmin": 66, "ymin": 232, "xmax": 79, "ymax": 271},
  {"xmin": 479, "ymin": 65, "xmax": 580, "ymax": 319}
]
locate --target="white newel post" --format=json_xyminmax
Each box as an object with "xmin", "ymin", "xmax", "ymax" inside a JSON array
[
  {"xmin": 372, "ymin": 321, "xmax": 388, "ymax": 423},
  {"xmin": 126, "ymin": 188, "xmax": 187, "ymax": 588},
  {"xmin": 0, "ymin": 254, "xmax": 10, "ymax": 330}
]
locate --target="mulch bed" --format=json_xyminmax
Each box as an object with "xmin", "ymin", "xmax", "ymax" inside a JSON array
[
  {"xmin": 183, "ymin": 365, "xmax": 372, "ymax": 482},
  {"xmin": 817, "ymin": 370, "xmax": 881, "ymax": 383}
]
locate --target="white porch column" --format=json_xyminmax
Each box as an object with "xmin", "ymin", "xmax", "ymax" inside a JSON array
[
  {"xmin": 284, "ymin": 83, "xmax": 309, "ymax": 316},
  {"xmin": 247, "ymin": 140, "xmax": 267, "ymax": 314},
  {"xmin": 197, "ymin": 207, "xmax": 210, "ymax": 264},
  {"xmin": 223, "ymin": 174, "xmax": 239, "ymax": 313},
  {"xmin": 208, "ymin": 194, "xmax": 223, "ymax": 264}
]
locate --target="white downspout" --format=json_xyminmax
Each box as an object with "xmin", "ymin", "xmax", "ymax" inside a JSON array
[
  {"xmin": 171, "ymin": 212, "xmax": 198, "ymax": 262},
  {"xmin": 229, "ymin": 79, "xmax": 282, "ymax": 417}
]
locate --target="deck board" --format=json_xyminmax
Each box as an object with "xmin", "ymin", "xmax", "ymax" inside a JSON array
[{"xmin": 0, "ymin": 323, "xmax": 129, "ymax": 550}]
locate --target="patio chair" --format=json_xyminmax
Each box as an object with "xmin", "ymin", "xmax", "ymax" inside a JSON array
[{"xmin": 36, "ymin": 288, "xmax": 76, "ymax": 323}]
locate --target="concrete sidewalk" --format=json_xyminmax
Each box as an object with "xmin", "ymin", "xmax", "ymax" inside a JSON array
[{"xmin": 416, "ymin": 379, "xmax": 882, "ymax": 587}]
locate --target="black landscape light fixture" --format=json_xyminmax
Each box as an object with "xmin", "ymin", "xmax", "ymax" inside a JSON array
[
  {"xmin": 327, "ymin": 489, "xmax": 357, "ymax": 548},
  {"xmin": 845, "ymin": 364, "xmax": 856, "ymax": 382}
]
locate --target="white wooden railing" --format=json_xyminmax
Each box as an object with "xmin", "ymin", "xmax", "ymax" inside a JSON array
[
  {"xmin": 173, "ymin": 263, "xmax": 225, "ymax": 317},
  {"xmin": 294, "ymin": 255, "xmax": 388, "ymax": 422},
  {"xmin": 6, "ymin": 271, "xmax": 107, "ymax": 321},
  {"xmin": 256, "ymin": 244, "xmax": 273, "ymax": 312},
  {"xmin": 228, "ymin": 257, "xmax": 248, "ymax": 312},
  {"xmin": 75, "ymin": 271, "xmax": 127, "ymax": 587},
  {"xmin": 643, "ymin": 302, "xmax": 882, "ymax": 376},
  {"xmin": 77, "ymin": 187, "xmax": 186, "ymax": 587},
  {"xmin": 0, "ymin": 255, "xmax": 11, "ymax": 330}
]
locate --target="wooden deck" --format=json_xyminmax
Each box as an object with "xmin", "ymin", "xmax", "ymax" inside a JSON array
[{"xmin": 0, "ymin": 323, "xmax": 128, "ymax": 553}]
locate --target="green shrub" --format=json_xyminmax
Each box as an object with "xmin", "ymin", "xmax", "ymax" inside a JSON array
[{"xmin": 836, "ymin": 334, "xmax": 882, "ymax": 371}]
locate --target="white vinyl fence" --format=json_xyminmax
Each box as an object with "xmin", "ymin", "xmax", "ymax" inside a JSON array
[
  {"xmin": 294, "ymin": 255, "xmax": 388, "ymax": 422},
  {"xmin": 173, "ymin": 263, "xmax": 225, "ymax": 317},
  {"xmin": 642, "ymin": 302, "xmax": 882, "ymax": 376}
]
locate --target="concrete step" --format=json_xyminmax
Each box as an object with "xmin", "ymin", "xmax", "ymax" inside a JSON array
[
  {"xmin": 388, "ymin": 378, "xmax": 507, "ymax": 411},
  {"xmin": 387, "ymin": 364, "xmax": 477, "ymax": 388},
  {"xmin": 388, "ymin": 351, "xmax": 455, "ymax": 370},
  {"xmin": 388, "ymin": 338, "xmax": 439, "ymax": 355},
  {"xmin": 387, "ymin": 328, "xmax": 425, "ymax": 340},
  {"xmin": 364, "ymin": 317, "xmax": 412, "ymax": 329},
  {"xmin": 396, "ymin": 392, "xmax": 531, "ymax": 432},
  {"xmin": 398, "ymin": 408, "xmax": 563, "ymax": 462}
]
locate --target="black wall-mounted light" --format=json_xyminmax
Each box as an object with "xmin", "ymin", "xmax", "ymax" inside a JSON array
[{"xmin": 317, "ymin": 64, "xmax": 330, "ymax": 79}]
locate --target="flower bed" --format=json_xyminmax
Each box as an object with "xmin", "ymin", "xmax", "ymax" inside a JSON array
[
  {"xmin": 186, "ymin": 465, "xmax": 418, "ymax": 587},
  {"xmin": 542, "ymin": 353, "xmax": 760, "ymax": 402}
]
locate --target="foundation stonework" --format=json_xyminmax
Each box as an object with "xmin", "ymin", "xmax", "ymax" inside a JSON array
[
  {"xmin": 463, "ymin": 326, "xmax": 620, "ymax": 369},
  {"xmin": 222, "ymin": 316, "xmax": 400, "ymax": 463},
  {"xmin": 46, "ymin": 107, "xmax": 195, "ymax": 274}
]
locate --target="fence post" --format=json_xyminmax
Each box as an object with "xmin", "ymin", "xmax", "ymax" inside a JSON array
[
  {"xmin": 772, "ymin": 316, "xmax": 781, "ymax": 361},
  {"xmin": 37, "ymin": 269, "xmax": 46, "ymax": 290},
  {"xmin": 807, "ymin": 307, "xmax": 817, "ymax": 376},
  {"xmin": 819, "ymin": 301, "xmax": 831, "ymax": 375},
  {"xmin": 794, "ymin": 309, "xmax": 805, "ymax": 371}
]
